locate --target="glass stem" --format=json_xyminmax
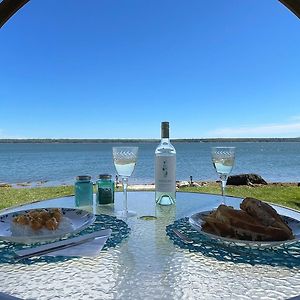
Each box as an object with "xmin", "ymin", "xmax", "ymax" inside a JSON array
[
  {"xmin": 220, "ymin": 175, "xmax": 227, "ymax": 205},
  {"xmin": 122, "ymin": 177, "xmax": 128, "ymax": 216}
]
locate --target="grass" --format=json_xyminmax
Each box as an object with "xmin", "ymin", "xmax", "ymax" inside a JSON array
[
  {"xmin": 180, "ymin": 183, "xmax": 300, "ymax": 210},
  {"xmin": 0, "ymin": 186, "xmax": 74, "ymax": 210},
  {"xmin": 0, "ymin": 183, "xmax": 299, "ymax": 211}
]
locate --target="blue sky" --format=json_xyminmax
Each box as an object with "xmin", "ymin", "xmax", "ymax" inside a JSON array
[{"xmin": 1, "ymin": 0, "xmax": 300, "ymax": 139}]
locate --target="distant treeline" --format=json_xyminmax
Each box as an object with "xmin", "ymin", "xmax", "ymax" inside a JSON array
[{"xmin": 0, "ymin": 138, "xmax": 300, "ymax": 143}]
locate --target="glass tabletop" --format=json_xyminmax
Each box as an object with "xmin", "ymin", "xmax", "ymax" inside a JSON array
[{"xmin": 0, "ymin": 191, "xmax": 300, "ymax": 300}]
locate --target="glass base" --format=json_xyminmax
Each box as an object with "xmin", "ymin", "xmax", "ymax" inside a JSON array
[
  {"xmin": 115, "ymin": 210, "xmax": 137, "ymax": 218},
  {"xmin": 155, "ymin": 192, "xmax": 176, "ymax": 206},
  {"xmin": 157, "ymin": 196, "xmax": 175, "ymax": 206}
]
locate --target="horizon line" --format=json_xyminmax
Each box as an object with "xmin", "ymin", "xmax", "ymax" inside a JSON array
[{"xmin": 0, "ymin": 137, "xmax": 299, "ymax": 142}]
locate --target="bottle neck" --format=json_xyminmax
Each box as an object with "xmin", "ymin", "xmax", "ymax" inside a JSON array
[{"xmin": 161, "ymin": 123, "xmax": 169, "ymax": 139}]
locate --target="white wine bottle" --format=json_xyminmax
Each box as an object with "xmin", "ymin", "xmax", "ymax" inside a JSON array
[{"xmin": 155, "ymin": 121, "xmax": 176, "ymax": 205}]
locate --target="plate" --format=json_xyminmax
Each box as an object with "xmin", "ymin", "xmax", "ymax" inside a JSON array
[
  {"xmin": 189, "ymin": 211, "xmax": 300, "ymax": 247},
  {"xmin": 0, "ymin": 208, "xmax": 96, "ymax": 244}
]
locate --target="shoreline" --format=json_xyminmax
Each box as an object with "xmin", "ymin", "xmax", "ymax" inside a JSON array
[{"xmin": 1, "ymin": 180, "xmax": 299, "ymax": 189}]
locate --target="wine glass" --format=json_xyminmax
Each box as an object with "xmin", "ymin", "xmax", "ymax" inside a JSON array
[
  {"xmin": 112, "ymin": 146, "xmax": 138, "ymax": 218},
  {"xmin": 211, "ymin": 147, "xmax": 235, "ymax": 204}
]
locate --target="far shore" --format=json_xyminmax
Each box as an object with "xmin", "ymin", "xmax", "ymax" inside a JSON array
[{"xmin": 0, "ymin": 137, "xmax": 300, "ymax": 143}]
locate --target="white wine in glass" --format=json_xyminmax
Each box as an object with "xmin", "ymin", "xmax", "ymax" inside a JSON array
[
  {"xmin": 113, "ymin": 146, "xmax": 138, "ymax": 218},
  {"xmin": 211, "ymin": 147, "xmax": 235, "ymax": 204}
]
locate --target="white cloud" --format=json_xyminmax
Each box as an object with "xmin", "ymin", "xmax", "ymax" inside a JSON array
[{"xmin": 208, "ymin": 122, "xmax": 300, "ymax": 138}]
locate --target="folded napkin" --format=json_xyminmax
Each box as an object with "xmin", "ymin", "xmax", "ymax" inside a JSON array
[{"xmin": 15, "ymin": 229, "xmax": 112, "ymax": 259}]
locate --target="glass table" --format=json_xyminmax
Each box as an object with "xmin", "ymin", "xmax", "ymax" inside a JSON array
[{"xmin": 0, "ymin": 191, "xmax": 300, "ymax": 300}]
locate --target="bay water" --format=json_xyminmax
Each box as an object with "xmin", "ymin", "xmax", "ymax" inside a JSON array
[{"xmin": 0, "ymin": 142, "xmax": 299, "ymax": 186}]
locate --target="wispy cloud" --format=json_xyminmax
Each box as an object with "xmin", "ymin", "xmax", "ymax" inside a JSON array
[
  {"xmin": 0, "ymin": 129, "xmax": 26, "ymax": 139},
  {"xmin": 290, "ymin": 115, "xmax": 300, "ymax": 121},
  {"xmin": 208, "ymin": 121, "xmax": 300, "ymax": 138},
  {"xmin": 0, "ymin": 129, "xmax": 7, "ymax": 138}
]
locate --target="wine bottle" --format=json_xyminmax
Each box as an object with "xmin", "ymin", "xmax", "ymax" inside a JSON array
[{"xmin": 155, "ymin": 121, "xmax": 176, "ymax": 205}]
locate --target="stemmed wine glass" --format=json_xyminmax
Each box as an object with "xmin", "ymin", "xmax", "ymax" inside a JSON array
[
  {"xmin": 112, "ymin": 146, "xmax": 139, "ymax": 218},
  {"xmin": 211, "ymin": 147, "xmax": 235, "ymax": 204}
]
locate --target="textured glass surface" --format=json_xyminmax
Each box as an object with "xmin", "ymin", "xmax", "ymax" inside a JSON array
[{"xmin": 0, "ymin": 192, "xmax": 300, "ymax": 300}]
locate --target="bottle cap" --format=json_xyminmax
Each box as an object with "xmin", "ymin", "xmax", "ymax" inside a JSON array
[
  {"xmin": 161, "ymin": 121, "xmax": 169, "ymax": 138},
  {"xmin": 76, "ymin": 175, "xmax": 91, "ymax": 181},
  {"xmin": 98, "ymin": 174, "xmax": 112, "ymax": 180}
]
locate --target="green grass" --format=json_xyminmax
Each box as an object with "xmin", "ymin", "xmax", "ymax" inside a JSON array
[
  {"xmin": 0, "ymin": 184, "xmax": 299, "ymax": 211},
  {"xmin": 180, "ymin": 184, "xmax": 300, "ymax": 210},
  {"xmin": 0, "ymin": 186, "xmax": 74, "ymax": 210}
]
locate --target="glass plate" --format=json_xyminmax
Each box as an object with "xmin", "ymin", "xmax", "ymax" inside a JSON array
[
  {"xmin": 0, "ymin": 208, "xmax": 96, "ymax": 244},
  {"xmin": 189, "ymin": 211, "xmax": 300, "ymax": 247}
]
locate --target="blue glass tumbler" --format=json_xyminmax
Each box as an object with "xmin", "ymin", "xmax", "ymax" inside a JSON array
[{"xmin": 75, "ymin": 175, "xmax": 93, "ymax": 207}]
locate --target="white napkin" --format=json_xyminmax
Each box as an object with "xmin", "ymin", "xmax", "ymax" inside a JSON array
[{"xmin": 15, "ymin": 229, "xmax": 112, "ymax": 258}]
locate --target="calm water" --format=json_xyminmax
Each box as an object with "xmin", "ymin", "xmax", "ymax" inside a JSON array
[{"xmin": 0, "ymin": 142, "xmax": 299, "ymax": 185}]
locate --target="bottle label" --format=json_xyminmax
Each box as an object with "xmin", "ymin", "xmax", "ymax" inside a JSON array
[{"xmin": 155, "ymin": 156, "xmax": 176, "ymax": 192}]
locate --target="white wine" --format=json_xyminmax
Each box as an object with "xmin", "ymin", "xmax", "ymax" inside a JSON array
[
  {"xmin": 155, "ymin": 122, "xmax": 176, "ymax": 205},
  {"xmin": 213, "ymin": 158, "xmax": 234, "ymax": 175},
  {"xmin": 114, "ymin": 161, "xmax": 136, "ymax": 177}
]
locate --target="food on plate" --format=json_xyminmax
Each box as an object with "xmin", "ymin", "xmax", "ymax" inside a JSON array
[
  {"xmin": 201, "ymin": 198, "xmax": 294, "ymax": 241},
  {"xmin": 13, "ymin": 208, "xmax": 63, "ymax": 231},
  {"xmin": 240, "ymin": 197, "xmax": 293, "ymax": 238}
]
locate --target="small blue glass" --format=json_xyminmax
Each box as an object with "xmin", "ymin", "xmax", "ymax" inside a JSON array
[{"xmin": 75, "ymin": 175, "xmax": 93, "ymax": 207}]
